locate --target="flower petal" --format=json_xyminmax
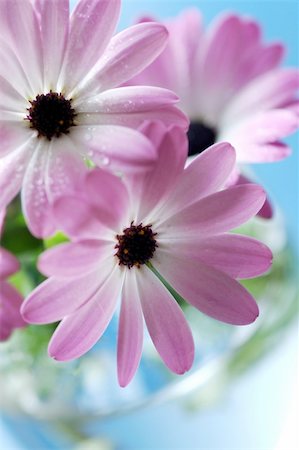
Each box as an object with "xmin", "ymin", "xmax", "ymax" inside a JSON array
[
  {"xmin": 222, "ymin": 68, "xmax": 299, "ymax": 123},
  {"xmin": 228, "ymin": 173, "xmax": 273, "ymax": 219},
  {"xmin": 53, "ymin": 195, "xmax": 106, "ymax": 240},
  {"xmin": 79, "ymin": 22, "xmax": 169, "ymax": 96},
  {"xmin": 0, "ymin": 138, "xmax": 32, "ymax": 210},
  {"xmin": 0, "ymin": 0, "xmax": 43, "ymax": 93},
  {"xmin": 38, "ymin": 240, "xmax": 112, "ymax": 278},
  {"xmin": 159, "ymin": 234, "xmax": 272, "ymax": 279},
  {"xmin": 38, "ymin": 0, "xmax": 69, "ymax": 88},
  {"xmin": 158, "ymin": 184, "xmax": 266, "ymax": 237},
  {"xmin": 153, "ymin": 252, "xmax": 259, "ymax": 325},
  {"xmin": 221, "ymin": 109, "xmax": 298, "ymax": 163},
  {"xmin": 72, "ymin": 125, "xmax": 156, "ymax": 173},
  {"xmin": 0, "ymin": 74, "xmax": 28, "ymax": 114},
  {"xmin": 61, "ymin": 0, "xmax": 121, "ymax": 95},
  {"xmin": 137, "ymin": 266, "xmax": 194, "ymax": 374},
  {"xmin": 257, "ymin": 196, "xmax": 273, "ymax": 219},
  {"xmin": 0, "ymin": 121, "xmax": 33, "ymax": 158},
  {"xmin": 21, "ymin": 138, "xmax": 87, "ymax": 238},
  {"xmin": 21, "ymin": 143, "xmax": 55, "ymax": 238},
  {"xmin": 0, "ymin": 39, "xmax": 33, "ymax": 98},
  {"xmin": 76, "ymin": 86, "xmax": 178, "ymax": 112},
  {"xmin": 117, "ymin": 271, "xmax": 143, "ymax": 387},
  {"xmin": 0, "ymin": 248, "xmax": 20, "ymax": 278},
  {"xmin": 48, "ymin": 265, "xmax": 123, "ymax": 361},
  {"xmin": 79, "ymin": 105, "xmax": 189, "ymax": 130},
  {"xmin": 0, "ymin": 281, "xmax": 25, "ymax": 340},
  {"xmin": 129, "ymin": 124, "xmax": 187, "ymax": 223},
  {"xmin": 159, "ymin": 142, "xmax": 236, "ymax": 220},
  {"xmin": 46, "ymin": 138, "xmax": 87, "ymax": 202},
  {"xmin": 84, "ymin": 169, "xmax": 130, "ymax": 229},
  {"xmin": 21, "ymin": 266, "xmax": 111, "ymax": 324}
]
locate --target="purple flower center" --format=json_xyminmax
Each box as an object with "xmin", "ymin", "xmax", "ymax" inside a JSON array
[
  {"xmin": 187, "ymin": 121, "xmax": 216, "ymax": 156},
  {"xmin": 115, "ymin": 222, "xmax": 158, "ymax": 269},
  {"xmin": 26, "ymin": 91, "xmax": 76, "ymax": 140}
]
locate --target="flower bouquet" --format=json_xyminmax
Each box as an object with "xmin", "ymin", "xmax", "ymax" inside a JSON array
[{"xmin": 0, "ymin": 0, "xmax": 298, "ymax": 438}]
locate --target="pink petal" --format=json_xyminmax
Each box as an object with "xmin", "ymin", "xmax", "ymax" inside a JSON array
[
  {"xmin": 137, "ymin": 266, "xmax": 194, "ymax": 374},
  {"xmin": 0, "ymin": 210, "xmax": 5, "ymax": 234},
  {"xmin": 257, "ymin": 196, "xmax": 273, "ymax": 219},
  {"xmin": 61, "ymin": 0, "xmax": 121, "ymax": 94},
  {"xmin": 159, "ymin": 234, "xmax": 272, "ymax": 279},
  {"xmin": 72, "ymin": 125, "xmax": 156, "ymax": 173},
  {"xmin": 0, "ymin": 39, "xmax": 32, "ymax": 98},
  {"xmin": 21, "ymin": 268, "xmax": 109, "ymax": 324},
  {"xmin": 22, "ymin": 140, "xmax": 87, "ymax": 238},
  {"xmin": 160, "ymin": 142, "xmax": 236, "ymax": 220},
  {"xmin": 0, "ymin": 122, "xmax": 33, "ymax": 158},
  {"xmin": 0, "ymin": 248, "xmax": 20, "ymax": 278},
  {"xmin": 234, "ymin": 141, "xmax": 291, "ymax": 164},
  {"xmin": 0, "ymin": 281, "xmax": 25, "ymax": 340},
  {"xmin": 77, "ymin": 86, "xmax": 178, "ymax": 113},
  {"xmin": 38, "ymin": 0, "xmax": 69, "ymax": 86},
  {"xmin": 0, "ymin": 0, "xmax": 43, "ymax": 93},
  {"xmin": 168, "ymin": 9, "xmax": 204, "ymax": 99},
  {"xmin": 129, "ymin": 124, "xmax": 187, "ymax": 223},
  {"xmin": 201, "ymin": 15, "xmax": 244, "ymax": 90},
  {"xmin": 158, "ymin": 184, "xmax": 266, "ymax": 237},
  {"xmin": 21, "ymin": 144, "xmax": 56, "ymax": 238},
  {"xmin": 229, "ymin": 173, "xmax": 273, "ymax": 219},
  {"xmin": 79, "ymin": 105, "xmax": 189, "ymax": 130},
  {"xmin": 38, "ymin": 240, "xmax": 112, "ymax": 278},
  {"xmin": 46, "ymin": 140, "xmax": 87, "ymax": 203},
  {"xmin": 223, "ymin": 109, "xmax": 298, "ymax": 163},
  {"xmin": 53, "ymin": 195, "xmax": 107, "ymax": 240},
  {"xmin": 153, "ymin": 251, "xmax": 259, "ymax": 325},
  {"xmin": 79, "ymin": 22, "xmax": 169, "ymax": 96},
  {"xmin": 0, "ymin": 139, "xmax": 32, "ymax": 211},
  {"xmin": 117, "ymin": 271, "xmax": 143, "ymax": 387},
  {"xmin": 223, "ymin": 69, "xmax": 299, "ymax": 122},
  {"xmin": 0, "ymin": 74, "xmax": 28, "ymax": 114},
  {"xmin": 247, "ymin": 43, "xmax": 284, "ymax": 79},
  {"xmin": 84, "ymin": 169, "xmax": 130, "ymax": 229},
  {"xmin": 48, "ymin": 266, "xmax": 123, "ymax": 361},
  {"xmin": 130, "ymin": 9, "xmax": 203, "ymax": 106}
]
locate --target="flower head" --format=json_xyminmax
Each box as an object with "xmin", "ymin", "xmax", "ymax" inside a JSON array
[
  {"xmin": 0, "ymin": 0, "xmax": 187, "ymax": 237},
  {"xmin": 127, "ymin": 10, "xmax": 299, "ymax": 216},
  {"xmin": 0, "ymin": 210, "xmax": 26, "ymax": 341},
  {"xmin": 21, "ymin": 124, "xmax": 272, "ymax": 386}
]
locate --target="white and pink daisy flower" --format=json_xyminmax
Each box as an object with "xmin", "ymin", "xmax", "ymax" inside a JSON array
[
  {"xmin": 128, "ymin": 10, "xmax": 299, "ymax": 216},
  {"xmin": 21, "ymin": 125, "xmax": 272, "ymax": 386},
  {"xmin": 0, "ymin": 0, "xmax": 187, "ymax": 237},
  {"xmin": 0, "ymin": 210, "xmax": 26, "ymax": 341}
]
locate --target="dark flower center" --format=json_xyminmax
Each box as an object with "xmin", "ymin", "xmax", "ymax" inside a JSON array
[
  {"xmin": 115, "ymin": 222, "xmax": 158, "ymax": 269},
  {"xmin": 26, "ymin": 91, "xmax": 76, "ymax": 140},
  {"xmin": 187, "ymin": 121, "xmax": 217, "ymax": 156}
]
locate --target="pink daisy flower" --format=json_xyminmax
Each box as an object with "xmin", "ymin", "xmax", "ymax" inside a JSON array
[
  {"xmin": 128, "ymin": 10, "xmax": 299, "ymax": 216},
  {"xmin": 0, "ymin": 0, "xmax": 187, "ymax": 237},
  {"xmin": 0, "ymin": 210, "xmax": 26, "ymax": 341},
  {"xmin": 21, "ymin": 124, "xmax": 272, "ymax": 386}
]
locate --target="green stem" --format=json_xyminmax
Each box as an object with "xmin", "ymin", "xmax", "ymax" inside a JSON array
[{"xmin": 146, "ymin": 261, "xmax": 187, "ymax": 306}]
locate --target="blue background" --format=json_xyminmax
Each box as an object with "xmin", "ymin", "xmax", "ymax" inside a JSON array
[{"xmin": 1, "ymin": 1, "xmax": 298, "ymax": 449}]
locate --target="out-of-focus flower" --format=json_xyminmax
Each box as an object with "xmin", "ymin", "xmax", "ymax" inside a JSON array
[
  {"xmin": 0, "ymin": 0, "xmax": 188, "ymax": 237},
  {"xmin": 0, "ymin": 210, "xmax": 26, "ymax": 341},
  {"xmin": 21, "ymin": 124, "xmax": 272, "ymax": 386},
  {"xmin": 128, "ymin": 10, "xmax": 299, "ymax": 216}
]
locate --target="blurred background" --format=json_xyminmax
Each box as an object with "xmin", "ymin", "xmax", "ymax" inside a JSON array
[{"xmin": 1, "ymin": 1, "xmax": 298, "ymax": 449}]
